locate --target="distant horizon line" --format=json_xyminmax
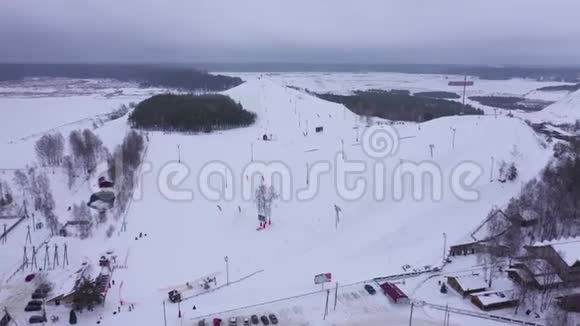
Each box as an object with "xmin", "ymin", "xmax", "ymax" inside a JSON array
[{"xmin": 1, "ymin": 62, "xmax": 580, "ymax": 69}]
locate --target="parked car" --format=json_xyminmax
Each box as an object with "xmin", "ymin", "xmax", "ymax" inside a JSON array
[
  {"xmin": 268, "ymin": 314, "xmax": 278, "ymax": 324},
  {"xmin": 29, "ymin": 315, "xmax": 46, "ymax": 324},
  {"xmin": 24, "ymin": 304, "xmax": 42, "ymax": 312},
  {"xmin": 364, "ymin": 284, "xmax": 376, "ymax": 295},
  {"xmin": 27, "ymin": 300, "xmax": 43, "ymax": 306},
  {"xmin": 229, "ymin": 317, "xmax": 237, "ymax": 326},
  {"xmin": 250, "ymin": 315, "xmax": 259, "ymax": 324},
  {"xmin": 260, "ymin": 315, "xmax": 269, "ymax": 325},
  {"xmin": 31, "ymin": 287, "xmax": 50, "ymax": 300},
  {"xmin": 243, "ymin": 317, "xmax": 250, "ymax": 326},
  {"xmin": 198, "ymin": 319, "xmax": 206, "ymax": 326},
  {"xmin": 213, "ymin": 318, "xmax": 222, "ymax": 326}
]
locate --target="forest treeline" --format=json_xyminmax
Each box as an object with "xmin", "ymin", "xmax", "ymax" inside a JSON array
[
  {"xmin": 317, "ymin": 89, "xmax": 483, "ymax": 122},
  {"xmin": 469, "ymin": 96, "xmax": 552, "ymax": 112},
  {"xmin": 129, "ymin": 94, "xmax": 256, "ymax": 133},
  {"xmin": 536, "ymin": 83, "xmax": 580, "ymax": 92},
  {"xmin": 0, "ymin": 64, "xmax": 243, "ymax": 91}
]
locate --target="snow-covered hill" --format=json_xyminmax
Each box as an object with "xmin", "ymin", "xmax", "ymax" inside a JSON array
[
  {"xmin": 523, "ymin": 89, "xmax": 580, "ymax": 125},
  {"xmin": 0, "ymin": 76, "xmax": 556, "ymax": 325},
  {"xmin": 101, "ymin": 78, "xmax": 551, "ymax": 324}
]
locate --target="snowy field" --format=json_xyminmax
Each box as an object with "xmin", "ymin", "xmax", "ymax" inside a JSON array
[
  {"xmin": 1, "ymin": 73, "xmax": 577, "ymax": 325},
  {"xmin": 219, "ymin": 71, "xmax": 573, "ymax": 100}
]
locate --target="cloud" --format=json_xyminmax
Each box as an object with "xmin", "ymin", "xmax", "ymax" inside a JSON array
[{"xmin": 1, "ymin": 0, "xmax": 579, "ymax": 64}]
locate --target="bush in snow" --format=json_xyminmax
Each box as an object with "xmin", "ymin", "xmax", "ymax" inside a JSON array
[
  {"xmin": 506, "ymin": 163, "xmax": 518, "ymax": 181},
  {"xmin": 498, "ymin": 161, "xmax": 518, "ymax": 182}
]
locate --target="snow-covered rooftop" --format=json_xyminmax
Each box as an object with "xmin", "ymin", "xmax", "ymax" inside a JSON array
[
  {"xmin": 471, "ymin": 289, "xmax": 517, "ymax": 306},
  {"xmin": 448, "ymin": 275, "xmax": 488, "ymax": 292},
  {"xmin": 531, "ymin": 237, "xmax": 580, "ymax": 267}
]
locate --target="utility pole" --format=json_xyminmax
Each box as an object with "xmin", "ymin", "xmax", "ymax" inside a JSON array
[
  {"xmin": 450, "ymin": 127, "xmax": 456, "ymax": 149},
  {"xmin": 461, "ymin": 74, "xmax": 467, "ymax": 115},
  {"xmin": 224, "ymin": 256, "xmax": 230, "ymax": 285},
  {"xmin": 306, "ymin": 163, "xmax": 310, "ymax": 186},
  {"xmin": 177, "ymin": 144, "xmax": 181, "ymax": 163},
  {"xmin": 224, "ymin": 166, "xmax": 228, "ymax": 189},
  {"xmin": 408, "ymin": 301, "xmax": 414, "ymax": 326},
  {"xmin": 323, "ymin": 289, "xmax": 330, "ymax": 320},
  {"xmin": 31, "ymin": 246, "xmax": 38, "ymax": 271},
  {"xmin": 163, "ymin": 300, "xmax": 167, "ymax": 326},
  {"xmin": 334, "ymin": 205, "xmax": 342, "ymax": 229},
  {"xmin": 1, "ymin": 224, "xmax": 6, "ymax": 244},
  {"xmin": 63, "ymin": 243, "xmax": 69, "ymax": 267},
  {"xmin": 43, "ymin": 245, "xmax": 50, "ymax": 270},
  {"xmin": 250, "ymin": 143, "xmax": 254, "ymax": 162},
  {"xmin": 442, "ymin": 232, "xmax": 447, "ymax": 262},
  {"xmin": 333, "ymin": 282, "xmax": 339, "ymax": 311},
  {"xmin": 490, "ymin": 156, "xmax": 495, "ymax": 182},
  {"xmin": 429, "ymin": 144, "xmax": 435, "ymax": 158},
  {"xmin": 340, "ymin": 139, "xmax": 345, "ymax": 160},
  {"xmin": 25, "ymin": 225, "xmax": 32, "ymax": 245},
  {"xmin": 22, "ymin": 246, "xmax": 28, "ymax": 270}
]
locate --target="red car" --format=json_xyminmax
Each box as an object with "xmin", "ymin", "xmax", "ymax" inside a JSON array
[{"xmin": 213, "ymin": 318, "xmax": 222, "ymax": 326}]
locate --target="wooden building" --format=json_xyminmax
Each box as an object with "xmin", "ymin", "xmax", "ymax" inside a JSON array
[
  {"xmin": 446, "ymin": 275, "xmax": 488, "ymax": 297},
  {"xmin": 556, "ymin": 293, "xmax": 580, "ymax": 313},
  {"xmin": 470, "ymin": 289, "xmax": 519, "ymax": 311},
  {"xmin": 524, "ymin": 237, "xmax": 580, "ymax": 284}
]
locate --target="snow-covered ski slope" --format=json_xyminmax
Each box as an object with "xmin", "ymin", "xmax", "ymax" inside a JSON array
[
  {"xmin": 524, "ymin": 89, "xmax": 580, "ymax": 124},
  {"xmin": 102, "ymin": 77, "xmax": 553, "ymax": 324}
]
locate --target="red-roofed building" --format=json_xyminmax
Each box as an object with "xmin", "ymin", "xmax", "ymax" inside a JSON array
[{"xmin": 380, "ymin": 282, "xmax": 409, "ymax": 304}]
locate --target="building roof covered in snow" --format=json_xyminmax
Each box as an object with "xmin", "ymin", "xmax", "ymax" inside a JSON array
[
  {"xmin": 471, "ymin": 289, "xmax": 515, "ymax": 305},
  {"xmin": 470, "ymin": 289, "xmax": 519, "ymax": 311},
  {"xmin": 533, "ymin": 273, "xmax": 564, "ymax": 286},
  {"xmin": 530, "ymin": 237, "xmax": 580, "ymax": 267},
  {"xmin": 48, "ymin": 261, "xmax": 96, "ymax": 302},
  {"xmin": 446, "ymin": 275, "xmax": 488, "ymax": 295},
  {"xmin": 452, "ymin": 210, "xmax": 513, "ymax": 247}
]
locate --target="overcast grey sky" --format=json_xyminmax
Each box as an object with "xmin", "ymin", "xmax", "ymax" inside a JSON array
[{"xmin": 2, "ymin": 0, "xmax": 580, "ymax": 65}]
